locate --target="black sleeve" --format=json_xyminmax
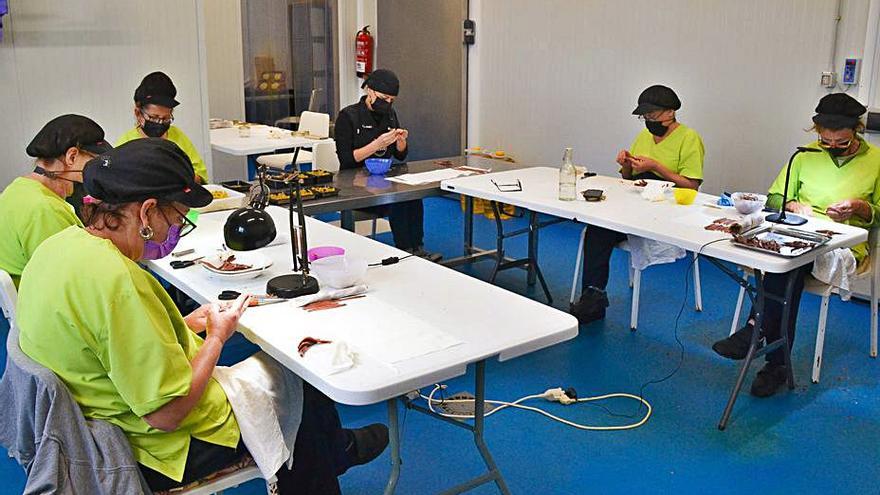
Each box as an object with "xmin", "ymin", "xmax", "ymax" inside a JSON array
[
  {"xmin": 391, "ymin": 111, "xmax": 409, "ymax": 161},
  {"xmin": 334, "ymin": 111, "xmax": 359, "ymax": 170}
]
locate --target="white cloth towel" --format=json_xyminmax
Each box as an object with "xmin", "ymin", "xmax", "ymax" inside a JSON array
[
  {"xmin": 212, "ymin": 352, "xmax": 304, "ymax": 480},
  {"xmin": 811, "ymin": 248, "xmax": 858, "ymax": 301},
  {"xmin": 734, "ymin": 212, "xmax": 765, "ymax": 233},
  {"xmin": 640, "ymin": 182, "xmax": 670, "ymax": 201},
  {"xmin": 626, "ymin": 235, "xmax": 686, "ymax": 271},
  {"xmin": 292, "ymin": 284, "xmax": 368, "ymax": 307},
  {"xmin": 303, "ymin": 341, "xmax": 356, "ymax": 375}
]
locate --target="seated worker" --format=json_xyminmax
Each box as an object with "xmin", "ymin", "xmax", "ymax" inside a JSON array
[
  {"xmin": 713, "ymin": 93, "xmax": 880, "ymax": 397},
  {"xmin": 334, "ymin": 68, "xmax": 441, "ymax": 261},
  {"xmin": 17, "ymin": 139, "xmax": 388, "ymax": 494},
  {"xmin": 116, "ymin": 71, "xmax": 208, "ymax": 183},
  {"xmin": 0, "ymin": 114, "xmax": 111, "ymax": 287},
  {"xmin": 570, "ymin": 85, "xmax": 705, "ymax": 324}
]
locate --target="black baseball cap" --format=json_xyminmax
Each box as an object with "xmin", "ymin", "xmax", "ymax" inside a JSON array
[
  {"xmin": 26, "ymin": 114, "xmax": 112, "ymax": 159},
  {"xmin": 632, "ymin": 85, "xmax": 682, "ymax": 115},
  {"xmin": 134, "ymin": 71, "xmax": 180, "ymax": 108},
  {"xmin": 813, "ymin": 93, "xmax": 866, "ymax": 129},
  {"xmin": 83, "ymin": 138, "xmax": 212, "ymax": 207},
  {"xmin": 361, "ymin": 69, "xmax": 400, "ymax": 96}
]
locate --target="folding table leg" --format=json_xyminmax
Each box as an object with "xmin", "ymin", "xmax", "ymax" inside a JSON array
[
  {"xmin": 527, "ymin": 211, "xmax": 539, "ymax": 286},
  {"xmin": 488, "ymin": 202, "xmax": 505, "ymax": 283},
  {"xmin": 693, "ymin": 252, "xmax": 703, "ymax": 311},
  {"xmin": 383, "ymin": 399, "xmax": 402, "ymax": 495},
  {"xmin": 340, "ymin": 210, "xmax": 355, "ymax": 232},
  {"xmin": 438, "ymin": 361, "xmax": 511, "ymax": 495},
  {"xmin": 532, "ymin": 261, "xmax": 554, "ymax": 305},
  {"xmin": 719, "ymin": 270, "xmax": 766, "ymax": 430},
  {"xmin": 471, "ymin": 361, "xmax": 512, "ymax": 495},
  {"xmin": 569, "ymin": 226, "xmax": 588, "ymax": 305},
  {"xmin": 463, "ymin": 196, "xmax": 475, "ymax": 255}
]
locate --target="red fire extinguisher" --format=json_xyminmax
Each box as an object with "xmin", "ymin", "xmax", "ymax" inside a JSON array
[{"xmin": 355, "ymin": 26, "xmax": 373, "ymax": 79}]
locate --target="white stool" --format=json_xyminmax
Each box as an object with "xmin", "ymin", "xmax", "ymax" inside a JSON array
[{"xmin": 256, "ymin": 111, "xmax": 330, "ymax": 171}]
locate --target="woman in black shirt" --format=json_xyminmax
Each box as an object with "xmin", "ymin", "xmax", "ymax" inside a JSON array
[{"xmin": 335, "ymin": 69, "xmax": 440, "ymax": 261}]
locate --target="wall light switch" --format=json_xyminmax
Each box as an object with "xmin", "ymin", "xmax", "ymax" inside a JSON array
[{"xmin": 821, "ymin": 71, "xmax": 836, "ymax": 88}]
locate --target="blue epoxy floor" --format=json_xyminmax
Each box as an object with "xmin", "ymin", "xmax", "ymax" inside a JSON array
[{"xmin": 2, "ymin": 196, "xmax": 878, "ymax": 494}]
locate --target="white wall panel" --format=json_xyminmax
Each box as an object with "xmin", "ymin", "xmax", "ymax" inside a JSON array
[
  {"xmin": 469, "ymin": 0, "xmax": 870, "ymax": 195},
  {"xmin": 0, "ymin": 0, "xmax": 209, "ymax": 188},
  {"xmin": 204, "ymin": 0, "xmax": 247, "ymax": 181}
]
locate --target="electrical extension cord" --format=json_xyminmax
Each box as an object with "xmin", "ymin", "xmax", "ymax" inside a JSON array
[
  {"xmin": 414, "ymin": 384, "xmax": 652, "ymax": 431},
  {"xmin": 368, "ymin": 254, "xmax": 415, "ymax": 267}
]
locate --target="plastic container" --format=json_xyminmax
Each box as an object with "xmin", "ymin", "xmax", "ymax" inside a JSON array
[
  {"xmin": 365, "ymin": 158, "xmax": 392, "ymax": 175},
  {"xmin": 309, "ymin": 255, "xmax": 368, "ymax": 289},
  {"xmin": 673, "ymin": 188, "xmax": 697, "ymax": 205},
  {"xmin": 307, "ymin": 246, "xmax": 345, "ymax": 262},
  {"xmin": 731, "ymin": 192, "xmax": 767, "ymax": 214}
]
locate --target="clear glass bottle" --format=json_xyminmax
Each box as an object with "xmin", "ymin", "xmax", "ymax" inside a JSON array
[{"xmin": 558, "ymin": 147, "xmax": 577, "ymax": 201}]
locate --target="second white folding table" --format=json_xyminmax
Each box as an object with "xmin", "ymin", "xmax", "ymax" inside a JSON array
[{"xmin": 441, "ymin": 167, "xmax": 868, "ymax": 429}]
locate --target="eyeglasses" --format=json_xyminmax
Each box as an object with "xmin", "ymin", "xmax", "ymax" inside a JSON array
[
  {"xmin": 160, "ymin": 204, "xmax": 197, "ymax": 237},
  {"xmin": 817, "ymin": 136, "xmax": 853, "ymax": 149},
  {"xmin": 491, "ymin": 179, "xmax": 522, "ymax": 192},
  {"xmin": 140, "ymin": 109, "xmax": 174, "ymax": 125},
  {"xmin": 637, "ymin": 113, "xmax": 668, "ymax": 122}
]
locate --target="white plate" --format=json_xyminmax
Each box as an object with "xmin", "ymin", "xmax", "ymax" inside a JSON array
[
  {"xmin": 621, "ymin": 179, "xmax": 675, "ymax": 192},
  {"xmin": 199, "ymin": 252, "xmax": 273, "ymax": 280}
]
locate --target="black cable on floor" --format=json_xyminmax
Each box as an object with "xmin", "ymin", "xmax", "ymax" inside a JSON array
[{"xmin": 621, "ymin": 238, "xmax": 731, "ymax": 419}]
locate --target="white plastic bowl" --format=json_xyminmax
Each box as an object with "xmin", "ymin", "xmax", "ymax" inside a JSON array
[
  {"xmin": 309, "ymin": 255, "xmax": 368, "ymax": 289},
  {"xmin": 731, "ymin": 192, "xmax": 767, "ymax": 215}
]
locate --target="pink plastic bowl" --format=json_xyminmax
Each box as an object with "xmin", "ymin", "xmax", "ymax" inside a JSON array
[{"xmin": 307, "ymin": 246, "xmax": 345, "ymax": 262}]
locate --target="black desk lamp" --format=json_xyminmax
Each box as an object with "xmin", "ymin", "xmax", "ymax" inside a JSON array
[
  {"xmin": 765, "ymin": 147, "xmax": 822, "ymax": 226},
  {"xmin": 224, "ymin": 164, "xmax": 277, "ymax": 250},
  {"xmin": 223, "ymin": 164, "xmax": 319, "ymax": 298},
  {"xmin": 265, "ymin": 176, "xmax": 319, "ymax": 298}
]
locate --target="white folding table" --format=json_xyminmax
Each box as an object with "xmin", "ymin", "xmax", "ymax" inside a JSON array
[
  {"xmin": 146, "ymin": 206, "xmax": 578, "ymax": 494},
  {"xmin": 441, "ymin": 167, "xmax": 868, "ymax": 429},
  {"xmin": 209, "ymin": 125, "xmax": 334, "ymax": 179}
]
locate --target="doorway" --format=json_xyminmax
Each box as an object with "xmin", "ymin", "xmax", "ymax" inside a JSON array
[{"xmin": 375, "ymin": 0, "xmax": 468, "ymax": 160}]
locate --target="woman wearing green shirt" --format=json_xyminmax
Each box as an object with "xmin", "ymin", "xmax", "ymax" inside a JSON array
[
  {"xmin": 570, "ymin": 85, "xmax": 705, "ymax": 324},
  {"xmin": 713, "ymin": 93, "xmax": 880, "ymax": 398},
  {"xmin": 17, "ymin": 139, "xmax": 387, "ymax": 493},
  {"xmin": 116, "ymin": 71, "xmax": 208, "ymax": 183},
  {"xmin": 0, "ymin": 114, "xmax": 111, "ymax": 287}
]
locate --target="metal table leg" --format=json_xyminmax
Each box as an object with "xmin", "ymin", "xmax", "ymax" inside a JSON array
[
  {"xmin": 383, "ymin": 398, "xmax": 402, "ymax": 495},
  {"xmin": 717, "ymin": 267, "xmax": 800, "ymax": 430},
  {"xmin": 340, "ymin": 210, "xmax": 355, "ymax": 232},
  {"xmin": 718, "ymin": 270, "xmax": 766, "ymax": 430},
  {"xmin": 468, "ymin": 361, "xmax": 512, "ymax": 495},
  {"xmin": 527, "ymin": 211, "xmax": 539, "ymax": 286},
  {"xmin": 399, "ymin": 360, "xmax": 512, "ymax": 494},
  {"xmin": 464, "ymin": 195, "xmax": 474, "ymax": 255}
]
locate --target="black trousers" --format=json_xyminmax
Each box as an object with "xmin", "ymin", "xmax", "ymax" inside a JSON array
[
  {"xmin": 580, "ymin": 172, "xmax": 656, "ymax": 291},
  {"xmin": 140, "ymin": 383, "xmax": 350, "ymax": 494},
  {"xmin": 581, "ymin": 225, "xmax": 627, "ymax": 290},
  {"xmin": 361, "ymin": 199, "xmax": 425, "ymax": 250},
  {"xmin": 748, "ymin": 264, "xmax": 812, "ymax": 365}
]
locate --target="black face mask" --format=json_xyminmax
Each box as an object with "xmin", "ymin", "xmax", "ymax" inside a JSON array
[
  {"xmin": 827, "ymin": 146, "xmax": 849, "ymax": 157},
  {"xmin": 371, "ymin": 97, "xmax": 392, "ymax": 115},
  {"xmin": 142, "ymin": 120, "xmax": 170, "ymax": 138},
  {"xmin": 645, "ymin": 120, "xmax": 668, "ymax": 137}
]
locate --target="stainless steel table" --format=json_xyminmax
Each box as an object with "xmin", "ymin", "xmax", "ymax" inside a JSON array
[{"xmin": 300, "ymin": 155, "xmax": 524, "ymax": 232}]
